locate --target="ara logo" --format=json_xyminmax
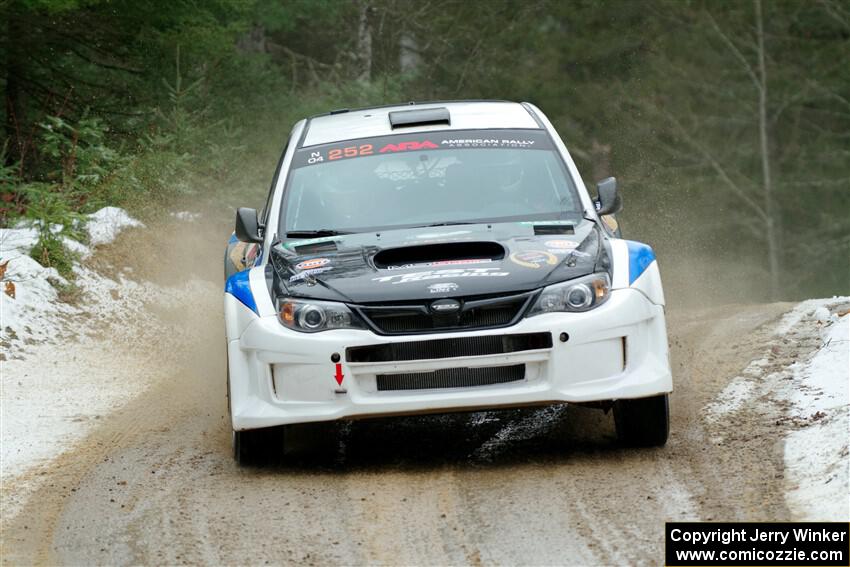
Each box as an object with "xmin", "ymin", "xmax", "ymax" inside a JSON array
[
  {"xmin": 430, "ymin": 298, "xmax": 461, "ymax": 312},
  {"xmin": 379, "ymin": 140, "xmax": 438, "ymax": 153}
]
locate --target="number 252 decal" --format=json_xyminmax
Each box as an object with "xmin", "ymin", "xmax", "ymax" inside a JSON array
[{"xmin": 328, "ymin": 144, "xmax": 373, "ymax": 160}]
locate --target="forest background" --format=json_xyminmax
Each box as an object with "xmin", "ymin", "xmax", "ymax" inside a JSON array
[{"xmin": 2, "ymin": 0, "xmax": 848, "ymax": 301}]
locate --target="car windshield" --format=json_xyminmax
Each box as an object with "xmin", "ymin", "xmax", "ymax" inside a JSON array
[{"xmin": 281, "ymin": 129, "xmax": 581, "ymax": 236}]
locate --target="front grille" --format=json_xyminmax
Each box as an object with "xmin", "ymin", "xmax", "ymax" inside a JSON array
[
  {"xmin": 346, "ymin": 332, "xmax": 552, "ymax": 363},
  {"xmin": 355, "ymin": 291, "xmax": 533, "ymax": 335},
  {"xmin": 376, "ymin": 364, "xmax": 525, "ymax": 391}
]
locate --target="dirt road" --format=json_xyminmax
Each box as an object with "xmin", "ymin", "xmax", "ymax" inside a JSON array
[{"xmin": 1, "ymin": 214, "xmax": 807, "ymax": 565}]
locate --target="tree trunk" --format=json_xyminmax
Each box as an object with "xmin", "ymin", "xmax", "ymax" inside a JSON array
[
  {"xmin": 4, "ymin": 3, "xmax": 25, "ymax": 167},
  {"xmin": 755, "ymin": 0, "xmax": 781, "ymax": 300},
  {"xmin": 590, "ymin": 140, "xmax": 612, "ymax": 182},
  {"xmin": 236, "ymin": 24, "xmax": 267, "ymax": 55},
  {"xmin": 356, "ymin": 0, "xmax": 372, "ymax": 82},
  {"xmin": 399, "ymin": 33, "xmax": 420, "ymax": 73}
]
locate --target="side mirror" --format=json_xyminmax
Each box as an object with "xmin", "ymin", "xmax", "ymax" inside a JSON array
[
  {"xmin": 235, "ymin": 207, "xmax": 263, "ymax": 243},
  {"xmin": 595, "ymin": 177, "xmax": 622, "ymax": 215}
]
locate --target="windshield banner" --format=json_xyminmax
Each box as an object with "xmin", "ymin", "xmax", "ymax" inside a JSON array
[{"xmin": 292, "ymin": 129, "xmax": 555, "ymax": 169}]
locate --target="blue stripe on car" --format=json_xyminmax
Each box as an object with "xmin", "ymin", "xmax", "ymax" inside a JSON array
[
  {"xmin": 228, "ymin": 232, "xmax": 238, "ymax": 244},
  {"xmin": 225, "ymin": 270, "xmax": 258, "ymax": 314},
  {"xmin": 625, "ymin": 240, "xmax": 656, "ymax": 285}
]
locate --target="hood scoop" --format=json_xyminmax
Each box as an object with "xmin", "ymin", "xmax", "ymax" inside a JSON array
[
  {"xmin": 533, "ymin": 224, "xmax": 575, "ymax": 236},
  {"xmin": 293, "ymin": 240, "xmax": 339, "ymax": 255},
  {"xmin": 373, "ymin": 241, "xmax": 505, "ymax": 269}
]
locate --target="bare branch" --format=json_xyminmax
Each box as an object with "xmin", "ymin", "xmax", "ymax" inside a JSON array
[
  {"xmin": 770, "ymin": 84, "xmax": 812, "ymax": 123},
  {"xmin": 781, "ymin": 177, "xmax": 850, "ymax": 188},
  {"xmin": 704, "ymin": 10, "xmax": 762, "ymax": 92},
  {"xmin": 661, "ymin": 106, "xmax": 769, "ymax": 223},
  {"xmin": 819, "ymin": 0, "xmax": 850, "ymax": 30},
  {"xmin": 807, "ymin": 79, "xmax": 850, "ymax": 112},
  {"xmin": 61, "ymin": 43, "xmax": 143, "ymax": 75}
]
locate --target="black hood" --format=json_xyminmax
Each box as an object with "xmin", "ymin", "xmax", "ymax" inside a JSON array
[{"xmin": 270, "ymin": 220, "xmax": 610, "ymax": 303}]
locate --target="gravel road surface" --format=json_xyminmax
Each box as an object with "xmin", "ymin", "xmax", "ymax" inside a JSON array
[{"xmin": 1, "ymin": 215, "xmax": 811, "ymax": 565}]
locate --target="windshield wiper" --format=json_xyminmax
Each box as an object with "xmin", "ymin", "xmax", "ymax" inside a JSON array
[
  {"xmin": 416, "ymin": 221, "xmax": 481, "ymax": 228},
  {"xmin": 285, "ymin": 229, "xmax": 352, "ymax": 238}
]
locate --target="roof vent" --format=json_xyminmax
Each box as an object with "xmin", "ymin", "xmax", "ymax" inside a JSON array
[
  {"xmin": 533, "ymin": 224, "xmax": 575, "ymax": 236},
  {"xmin": 389, "ymin": 107, "xmax": 450, "ymax": 129}
]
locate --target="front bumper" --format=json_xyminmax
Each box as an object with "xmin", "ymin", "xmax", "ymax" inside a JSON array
[{"xmin": 226, "ymin": 288, "xmax": 671, "ymax": 430}]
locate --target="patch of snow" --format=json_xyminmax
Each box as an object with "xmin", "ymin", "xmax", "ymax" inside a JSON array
[
  {"xmin": 61, "ymin": 236, "xmax": 91, "ymax": 258},
  {"xmin": 86, "ymin": 206, "xmax": 144, "ymax": 247},
  {"xmin": 1, "ymin": 269, "xmax": 219, "ymax": 519},
  {"xmin": 0, "ymin": 255, "xmax": 75, "ymax": 349},
  {"xmin": 654, "ymin": 464, "xmax": 701, "ymax": 521},
  {"xmin": 170, "ymin": 211, "xmax": 201, "ymax": 222},
  {"xmin": 813, "ymin": 306, "xmax": 830, "ymax": 322},
  {"xmin": 1, "ymin": 225, "xmax": 90, "ymax": 262},
  {"xmin": 701, "ymin": 296, "xmax": 849, "ymax": 520},
  {"xmin": 704, "ymin": 376, "xmax": 757, "ymax": 421},
  {"xmin": 704, "ymin": 354, "xmax": 779, "ymax": 421},
  {"xmin": 774, "ymin": 297, "xmax": 844, "ymax": 336},
  {"xmin": 0, "ymin": 227, "xmax": 39, "ymax": 260},
  {"xmin": 784, "ymin": 310, "xmax": 850, "ymax": 520},
  {"xmin": 0, "ymin": 342, "xmax": 154, "ymax": 517}
]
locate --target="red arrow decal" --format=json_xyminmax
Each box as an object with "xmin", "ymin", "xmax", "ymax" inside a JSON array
[{"xmin": 334, "ymin": 363, "xmax": 344, "ymax": 386}]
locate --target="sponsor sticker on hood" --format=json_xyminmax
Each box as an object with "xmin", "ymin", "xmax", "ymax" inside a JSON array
[
  {"xmin": 385, "ymin": 258, "xmax": 493, "ymax": 270},
  {"xmin": 510, "ymin": 250, "xmax": 558, "ymax": 269},
  {"xmin": 289, "ymin": 267, "xmax": 332, "ymax": 282},
  {"xmin": 545, "ymin": 239, "xmax": 579, "ymax": 250},
  {"xmin": 428, "ymin": 282, "xmax": 459, "ymax": 294},
  {"xmin": 373, "ymin": 268, "xmax": 509, "ymax": 284},
  {"xmin": 295, "ymin": 258, "xmax": 331, "ymax": 271}
]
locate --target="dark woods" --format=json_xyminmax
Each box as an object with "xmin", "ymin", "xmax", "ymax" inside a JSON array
[{"xmin": 1, "ymin": 0, "xmax": 848, "ymax": 300}]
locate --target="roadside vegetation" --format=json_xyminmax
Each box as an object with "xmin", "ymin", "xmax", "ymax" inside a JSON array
[{"xmin": 1, "ymin": 0, "xmax": 848, "ymax": 300}]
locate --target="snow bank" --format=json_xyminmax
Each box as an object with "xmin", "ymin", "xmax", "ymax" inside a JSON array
[
  {"xmin": 1, "ymin": 276, "xmax": 216, "ymax": 473},
  {"xmin": 701, "ymin": 297, "xmax": 849, "ymax": 520},
  {"xmin": 0, "ymin": 226, "xmax": 39, "ymax": 259},
  {"xmin": 783, "ymin": 307, "xmax": 849, "ymax": 520},
  {"xmin": 1, "ymin": 207, "xmax": 145, "ymax": 355},
  {"xmin": 86, "ymin": 206, "xmax": 144, "ymax": 247},
  {"xmin": 0, "ymin": 256, "xmax": 76, "ymax": 347},
  {"xmin": 773, "ymin": 297, "xmax": 843, "ymax": 336},
  {"xmin": 1, "ymin": 208, "xmax": 216, "ymax": 519},
  {"xmin": 0, "ymin": 272, "xmax": 220, "ymax": 519}
]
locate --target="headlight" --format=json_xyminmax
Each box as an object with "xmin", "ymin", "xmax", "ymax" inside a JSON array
[
  {"xmin": 276, "ymin": 298, "xmax": 365, "ymax": 332},
  {"xmin": 526, "ymin": 273, "xmax": 611, "ymax": 316}
]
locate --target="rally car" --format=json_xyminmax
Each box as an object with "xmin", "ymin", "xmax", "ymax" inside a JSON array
[{"xmin": 224, "ymin": 100, "xmax": 672, "ymax": 464}]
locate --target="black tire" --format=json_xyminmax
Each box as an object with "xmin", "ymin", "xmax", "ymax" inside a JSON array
[
  {"xmin": 613, "ymin": 393, "xmax": 669, "ymax": 447},
  {"xmin": 228, "ymin": 364, "xmax": 288, "ymax": 465},
  {"xmin": 233, "ymin": 426, "xmax": 287, "ymax": 465}
]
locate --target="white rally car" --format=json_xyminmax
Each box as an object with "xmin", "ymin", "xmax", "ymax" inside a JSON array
[{"xmin": 224, "ymin": 101, "xmax": 671, "ymax": 464}]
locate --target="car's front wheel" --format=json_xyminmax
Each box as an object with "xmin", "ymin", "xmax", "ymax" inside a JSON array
[
  {"xmin": 228, "ymin": 365, "xmax": 288, "ymax": 465},
  {"xmin": 233, "ymin": 426, "xmax": 287, "ymax": 465},
  {"xmin": 613, "ymin": 394, "xmax": 669, "ymax": 447}
]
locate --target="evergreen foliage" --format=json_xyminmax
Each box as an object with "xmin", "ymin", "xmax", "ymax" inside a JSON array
[{"xmin": 1, "ymin": 0, "xmax": 848, "ymax": 299}]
